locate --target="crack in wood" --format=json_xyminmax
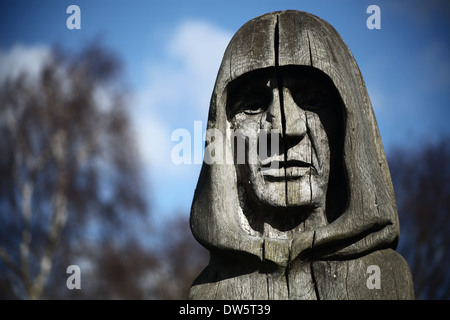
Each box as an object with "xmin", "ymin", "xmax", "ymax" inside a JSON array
[
  {"xmin": 274, "ymin": 14, "xmax": 289, "ymax": 207},
  {"xmin": 306, "ymin": 31, "xmax": 313, "ymax": 67},
  {"xmin": 310, "ymin": 231, "xmax": 320, "ymax": 300}
]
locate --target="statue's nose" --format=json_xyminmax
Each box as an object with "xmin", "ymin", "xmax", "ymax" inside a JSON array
[
  {"xmin": 263, "ymin": 88, "xmax": 283, "ymax": 132},
  {"xmin": 262, "ymin": 87, "xmax": 307, "ymax": 144},
  {"xmin": 282, "ymin": 87, "xmax": 307, "ymax": 143}
]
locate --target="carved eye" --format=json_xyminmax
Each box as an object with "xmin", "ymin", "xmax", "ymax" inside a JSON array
[
  {"xmin": 240, "ymin": 91, "xmax": 270, "ymax": 115},
  {"xmin": 228, "ymin": 82, "xmax": 272, "ymax": 118},
  {"xmin": 302, "ymin": 97, "xmax": 326, "ymax": 111},
  {"xmin": 294, "ymin": 89, "xmax": 328, "ymax": 111},
  {"xmin": 243, "ymin": 103, "xmax": 266, "ymax": 115}
]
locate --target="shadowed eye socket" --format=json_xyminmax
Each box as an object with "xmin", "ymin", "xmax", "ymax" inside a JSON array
[
  {"xmin": 243, "ymin": 100, "xmax": 268, "ymax": 115},
  {"xmin": 298, "ymin": 96, "xmax": 326, "ymax": 110},
  {"xmin": 226, "ymin": 68, "xmax": 277, "ymax": 120},
  {"xmin": 232, "ymin": 87, "xmax": 272, "ymax": 116},
  {"xmin": 293, "ymin": 87, "xmax": 330, "ymax": 111}
]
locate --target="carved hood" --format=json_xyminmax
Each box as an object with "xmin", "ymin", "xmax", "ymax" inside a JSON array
[{"xmin": 190, "ymin": 10, "xmax": 399, "ymax": 267}]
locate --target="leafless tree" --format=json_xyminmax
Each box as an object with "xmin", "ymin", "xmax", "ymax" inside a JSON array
[
  {"xmin": 149, "ymin": 215, "xmax": 209, "ymax": 299},
  {"xmin": 389, "ymin": 137, "xmax": 450, "ymax": 299},
  {"xmin": 0, "ymin": 43, "xmax": 149, "ymax": 299}
]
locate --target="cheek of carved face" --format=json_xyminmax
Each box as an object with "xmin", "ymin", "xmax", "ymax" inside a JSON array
[{"xmin": 283, "ymin": 109, "xmax": 330, "ymax": 208}]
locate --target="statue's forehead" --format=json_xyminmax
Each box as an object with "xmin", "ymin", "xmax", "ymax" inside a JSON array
[
  {"xmin": 226, "ymin": 13, "xmax": 277, "ymax": 81},
  {"xmin": 225, "ymin": 11, "xmax": 316, "ymax": 82}
]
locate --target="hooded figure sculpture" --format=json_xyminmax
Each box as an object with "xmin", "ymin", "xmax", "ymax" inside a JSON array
[{"xmin": 189, "ymin": 10, "xmax": 414, "ymax": 299}]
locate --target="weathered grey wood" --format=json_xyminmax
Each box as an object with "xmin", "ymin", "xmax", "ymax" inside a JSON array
[{"xmin": 189, "ymin": 10, "xmax": 414, "ymax": 300}]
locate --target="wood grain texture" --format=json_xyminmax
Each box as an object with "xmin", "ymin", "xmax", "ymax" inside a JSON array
[{"xmin": 189, "ymin": 10, "xmax": 414, "ymax": 300}]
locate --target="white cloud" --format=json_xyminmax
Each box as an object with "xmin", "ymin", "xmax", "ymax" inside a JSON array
[
  {"xmin": 168, "ymin": 20, "xmax": 230, "ymax": 77},
  {"xmin": 0, "ymin": 43, "xmax": 50, "ymax": 83},
  {"xmin": 134, "ymin": 20, "xmax": 232, "ymax": 168},
  {"xmin": 166, "ymin": 20, "xmax": 232, "ymax": 111},
  {"xmin": 134, "ymin": 111, "xmax": 172, "ymax": 168},
  {"xmin": 131, "ymin": 20, "xmax": 232, "ymax": 215}
]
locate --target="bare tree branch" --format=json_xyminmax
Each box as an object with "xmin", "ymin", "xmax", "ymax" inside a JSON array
[{"xmin": 0, "ymin": 43, "xmax": 149, "ymax": 299}]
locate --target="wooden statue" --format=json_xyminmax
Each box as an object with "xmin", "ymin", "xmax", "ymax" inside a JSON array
[{"xmin": 189, "ymin": 10, "xmax": 414, "ymax": 299}]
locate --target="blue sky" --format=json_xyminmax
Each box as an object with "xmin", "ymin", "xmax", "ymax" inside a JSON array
[{"xmin": 1, "ymin": 0, "xmax": 449, "ymax": 226}]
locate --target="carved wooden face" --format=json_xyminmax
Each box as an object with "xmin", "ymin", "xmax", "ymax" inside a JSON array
[{"xmin": 228, "ymin": 66, "xmax": 342, "ymax": 223}]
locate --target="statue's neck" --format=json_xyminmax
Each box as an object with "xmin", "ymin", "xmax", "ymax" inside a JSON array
[{"xmin": 261, "ymin": 205, "xmax": 327, "ymax": 239}]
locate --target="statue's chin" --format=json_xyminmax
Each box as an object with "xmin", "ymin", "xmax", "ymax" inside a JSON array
[
  {"xmin": 259, "ymin": 202, "xmax": 318, "ymax": 233},
  {"xmin": 251, "ymin": 174, "xmax": 325, "ymax": 208}
]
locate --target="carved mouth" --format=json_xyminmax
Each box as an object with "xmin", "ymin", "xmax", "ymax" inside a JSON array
[{"xmin": 260, "ymin": 159, "xmax": 314, "ymax": 180}]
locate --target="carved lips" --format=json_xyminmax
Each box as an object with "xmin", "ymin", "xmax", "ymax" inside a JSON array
[{"xmin": 260, "ymin": 158, "xmax": 315, "ymax": 180}]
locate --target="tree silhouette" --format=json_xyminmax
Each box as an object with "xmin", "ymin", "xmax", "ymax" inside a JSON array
[
  {"xmin": 0, "ymin": 43, "xmax": 149, "ymax": 299},
  {"xmin": 390, "ymin": 137, "xmax": 450, "ymax": 299},
  {"xmin": 148, "ymin": 215, "xmax": 208, "ymax": 299}
]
